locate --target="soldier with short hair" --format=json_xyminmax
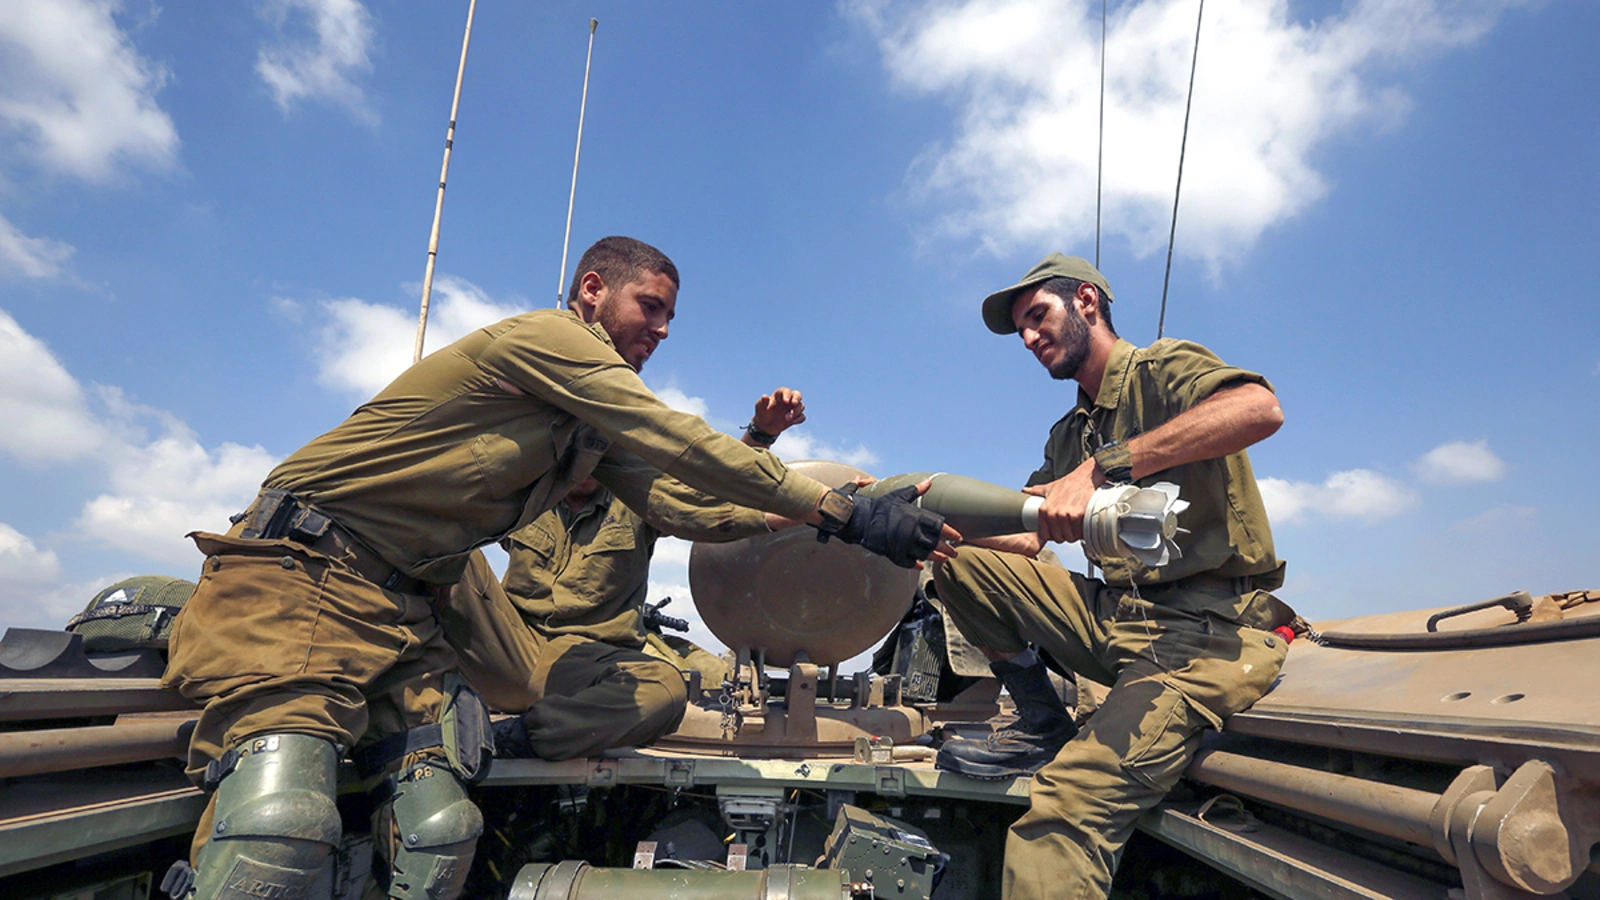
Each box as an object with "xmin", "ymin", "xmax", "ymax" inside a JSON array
[
  {"xmin": 160, "ymin": 235, "xmax": 955, "ymax": 900},
  {"xmin": 933, "ymin": 253, "xmax": 1295, "ymax": 900}
]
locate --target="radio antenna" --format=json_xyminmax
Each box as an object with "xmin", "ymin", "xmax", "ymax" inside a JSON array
[
  {"xmin": 556, "ymin": 18, "xmax": 599, "ymax": 308},
  {"xmin": 1095, "ymin": 0, "xmax": 1106, "ymax": 268},
  {"xmin": 413, "ymin": 0, "xmax": 478, "ymax": 365},
  {"xmin": 1157, "ymin": 0, "xmax": 1204, "ymax": 340}
]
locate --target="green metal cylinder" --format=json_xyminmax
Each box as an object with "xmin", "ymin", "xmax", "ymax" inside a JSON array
[
  {"xmin": 509, "ymin": 861, "xmax": 851, "ymax": 900},
  {"xmin": 861, "ymin": 472, "xmax": 1041, "ymax": 539}
]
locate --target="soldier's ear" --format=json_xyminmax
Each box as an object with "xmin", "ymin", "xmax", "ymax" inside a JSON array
[
  {"xmin": 1078, "ymin": 282, "xmax": 1102, "ymax": 320},
  {"xmin": 575, "ymin": 271, "xmax": 607, "ymax": 321}
]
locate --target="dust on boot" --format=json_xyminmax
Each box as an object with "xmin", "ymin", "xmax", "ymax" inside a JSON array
[{"xmin": 937, "ymin": 650, "xmax": 1079, "ymax": 780}]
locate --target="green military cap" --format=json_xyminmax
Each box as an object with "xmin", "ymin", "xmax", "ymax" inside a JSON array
[{"xmin": 981, "ymin": 253, "xmax": 1114, "ymax": 335}]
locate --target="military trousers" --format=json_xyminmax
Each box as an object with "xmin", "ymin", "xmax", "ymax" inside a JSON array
[
  {"xmin": 162, "ymin": 528, "xmax": 460, "ymax": 873},
  {"xmin": 643, "ymin": 632, "xmax": 732, "ymax": 690},
  {"xmin": 441, "ymin": 553, "xmax": 688, "ymax": 760},
  {"xmin": 163, "ymin": 530, "xmax": 456, "ymax": 782},
  {"xmin": 931, "ymin": 547, "xmax": 1289, "ymax": 900}
]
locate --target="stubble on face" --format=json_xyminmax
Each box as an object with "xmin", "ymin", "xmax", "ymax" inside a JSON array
[
  {"xmin": 595, "ymin": 298, "xmax": 648, "ymax": 370},
  {"xmin": 1016, "ymin": 286, "xmax": 1092, "ymax": 382},
  {"xmin": 1046, "ymin": 298, "xmax": 1090, "ymax": 381},
  {"xmin": 592, "ymin": 271, "xmax": 676, "ymax": 372}
]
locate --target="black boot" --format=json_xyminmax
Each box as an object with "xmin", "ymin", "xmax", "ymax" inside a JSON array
[
  {"xmin": 936, "ymin": 656, "xmax": 1079, "ymax": 780},
  {"xmin": 492, "ymin": 715, "xmax": 536, "ymax": 759}
]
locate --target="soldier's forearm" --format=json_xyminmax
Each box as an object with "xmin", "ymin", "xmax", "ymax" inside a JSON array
[
  {"xmin": 965, "ymin": 532, "xmax": 1043, "ymax": 557},
  {"xmin": 763, "ymin": 512, "xmax": 801, "ymax": 532},
  {"xmin": 1124, "ymin": 383, "xmax": 1283, "ymax": 479}
]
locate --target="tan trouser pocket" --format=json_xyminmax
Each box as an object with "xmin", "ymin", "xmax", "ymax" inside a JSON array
[
  {"xmin": 164, "ymin": 547, "xmax": 328, "ymax": 693},
  {"xmin": 165, "ymin": 533, "xmax": 417, "ymax": 699},
  {"xmin": 1119, "ymin": 682, "xmax": 1208, "ymax": 792}
]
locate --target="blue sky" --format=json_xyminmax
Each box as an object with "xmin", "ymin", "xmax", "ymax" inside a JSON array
[{"xmin": 1, "ymin": 1, "xmax": 1596, "ymax": 661}]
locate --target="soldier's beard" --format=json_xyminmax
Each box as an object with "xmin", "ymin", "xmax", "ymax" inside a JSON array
[
  {"xmin": 595, "ymin": 300, "xmax": 654, "ymax": 372},
  {"xmin": 1047, "ymin": 303, "xmax": 1091, "ymax": 381}
]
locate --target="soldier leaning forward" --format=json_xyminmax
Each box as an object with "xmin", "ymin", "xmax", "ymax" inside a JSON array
[{"xmin": 159, "ymin": 237, "xmax": 952, "ymax": 900}]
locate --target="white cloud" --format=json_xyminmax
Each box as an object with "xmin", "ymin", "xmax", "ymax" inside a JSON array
[
  {"xmin": 0, "ymin": 522, "xmax": 63, "ymax": 587},
  {"xmin": 269, "ymin": 295, "xmax": 305, "ymax": 324},
  {"xmin": 1259, "ymin": 468, "xmax": 1417, "ymax": 524},
  {"xmin": 1452, "ymin": 505, "xmax": 1535, "ymax": 534},
  {"xmin": 1412, "ymin": 438, "xmax": 1506, "ymax": 485},
  {"xmin": 772, "ymin": 429, "xmax": 879, "ymax": 469},
  {"xmin": 77, "ymin": 429, "xmax": 279, "ymax": 565},
  {"xmin": 653, "ymin": 536, "xmax": 693, "ymax": 569},
  {"xmin": 0, "ymin": 0, "xmax": 178, "ymax": 181},
  {"xmin": 0, "ymin": 212, "xmax": 74, "ymax": 280},
  {"xmin": 313, "ymin": 276, "xmax": 524, "ymax": 398},
  {"xmin": 0, "ymin": 308, "xmax": 278, "ymax": 567},
  {"xmin": 653, "ymin": 384, "xmax": 711, "ymax": 418},
  {"xmin": 257, "ymin": 0, "xmax": 378, "ymax": 124},
  {"xmin": 0, "ymin": 524, "xmax": 119, "ymax": 631},
  {"xmin": 646, "ymin": 577, "xmax": 726, "ymax": 660},
  {"xmin": 0, "ymin": 308, "xmax": 108, "ymax": 461},
  {"xmin": 314, "ymin": 297, "xmax": 413, "ymax": 396},
  {"xmin": 851, "ymin": 0, "xmax": 1520, "ymax": 264},
  {"xmin": 0, "ymin": 1, "xmax": 175, "ymax": 281},
  {"xmin": 0, "ymin": 564, "xmax": 135, "ymax": 633}
]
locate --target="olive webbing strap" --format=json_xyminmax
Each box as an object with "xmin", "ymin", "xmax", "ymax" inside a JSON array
[
  {"xmin": 354, "ymin": 724, "xmax": 445, "ymax": 780},
  {"xmin": 65, "ymin": 603, "xmax": 174, "ymax": 631}
]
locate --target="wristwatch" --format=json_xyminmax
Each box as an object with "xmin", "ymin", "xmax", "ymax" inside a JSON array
[
  {"xmin": 814, "ymin": 489, "xmax": 856, "ymax": 537},
  {"xmin": 1092, "ymin": 440, "xmax": 1134, "ymax": 484}
]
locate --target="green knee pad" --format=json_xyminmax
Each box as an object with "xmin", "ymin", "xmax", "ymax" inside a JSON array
[
  {"xmin": 190, "ymin": 733, "xmax": 341, "ymax": 900},
  {"xmin": 383, "ymin": 761, "xmax": 484, "ymax": 900}
]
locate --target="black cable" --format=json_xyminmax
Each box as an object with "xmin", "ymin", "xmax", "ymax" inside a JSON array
[{"xmin": 1158, "ymin": 0, "xmax": 1204, "ymax": 340}]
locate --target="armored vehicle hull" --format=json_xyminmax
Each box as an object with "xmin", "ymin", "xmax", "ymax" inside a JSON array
[{"xmin": 2, "ymin": 587, "xmax": 1597, "ymax": 899}]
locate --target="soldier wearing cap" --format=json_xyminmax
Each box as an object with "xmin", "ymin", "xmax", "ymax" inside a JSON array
[
  {"xmin": 932, "ymin": 253, "xmax": 1295, "ymax": 899},
  {"xmin": 441, "ymin": 388, "xmax": 809, "ymax": 761},
  {"xmin": 159, "ymin": 236, "xmax": 955, "ymax": 900}
]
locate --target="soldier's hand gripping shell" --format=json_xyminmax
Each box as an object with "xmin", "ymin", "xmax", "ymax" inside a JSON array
[{"xmin": 813, "ymin": 482, "xmax": 960, "ymax": 568}]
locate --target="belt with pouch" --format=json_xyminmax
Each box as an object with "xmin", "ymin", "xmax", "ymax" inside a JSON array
[{"xmin": 232, "ymin": 489, "xmax": 439, "ymax": 599}]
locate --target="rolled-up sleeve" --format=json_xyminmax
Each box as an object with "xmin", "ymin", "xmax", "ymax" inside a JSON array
[{"xmin": 1154, "ymin": 340, "xmax": 1274, "ymax": 416}]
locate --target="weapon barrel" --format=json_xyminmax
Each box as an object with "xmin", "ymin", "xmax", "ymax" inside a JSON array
[
  {"xmin": 511, "ymin": 862, "xmax": 849, "ymax": 900},
  {"xmin": 861, "ymin": 473, "xmax": 1042, "ymax": 539},
  {"xmin": 0, "ymin": 718, "xmax": 195, "ymax": 778},
  {"xmin": 1187, "ymin": 749, "xmax": 1438, "ymax": 848}
]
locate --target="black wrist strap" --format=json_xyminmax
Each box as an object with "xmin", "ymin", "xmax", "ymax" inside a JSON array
[{"xmin": 743, "ymin": 422, "xmax": 779, "ymax": 446}]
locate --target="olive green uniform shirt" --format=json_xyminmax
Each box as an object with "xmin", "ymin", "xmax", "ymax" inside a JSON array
[
  {"xmin": 502, "ymin": 486, "xmax": 768, "ymax": 647},
  {"xmin": 262, "ymin": 309, "xmax": 824, "ymax": 584},
  {"xmin": 1028, "ymin": 338, "xmax": 1284, "ymax": 590}
]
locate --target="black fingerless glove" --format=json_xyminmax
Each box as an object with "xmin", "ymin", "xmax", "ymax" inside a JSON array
[{"xmin": 814, "ymin": 484, "xmax": 945, "ymax": 568}]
